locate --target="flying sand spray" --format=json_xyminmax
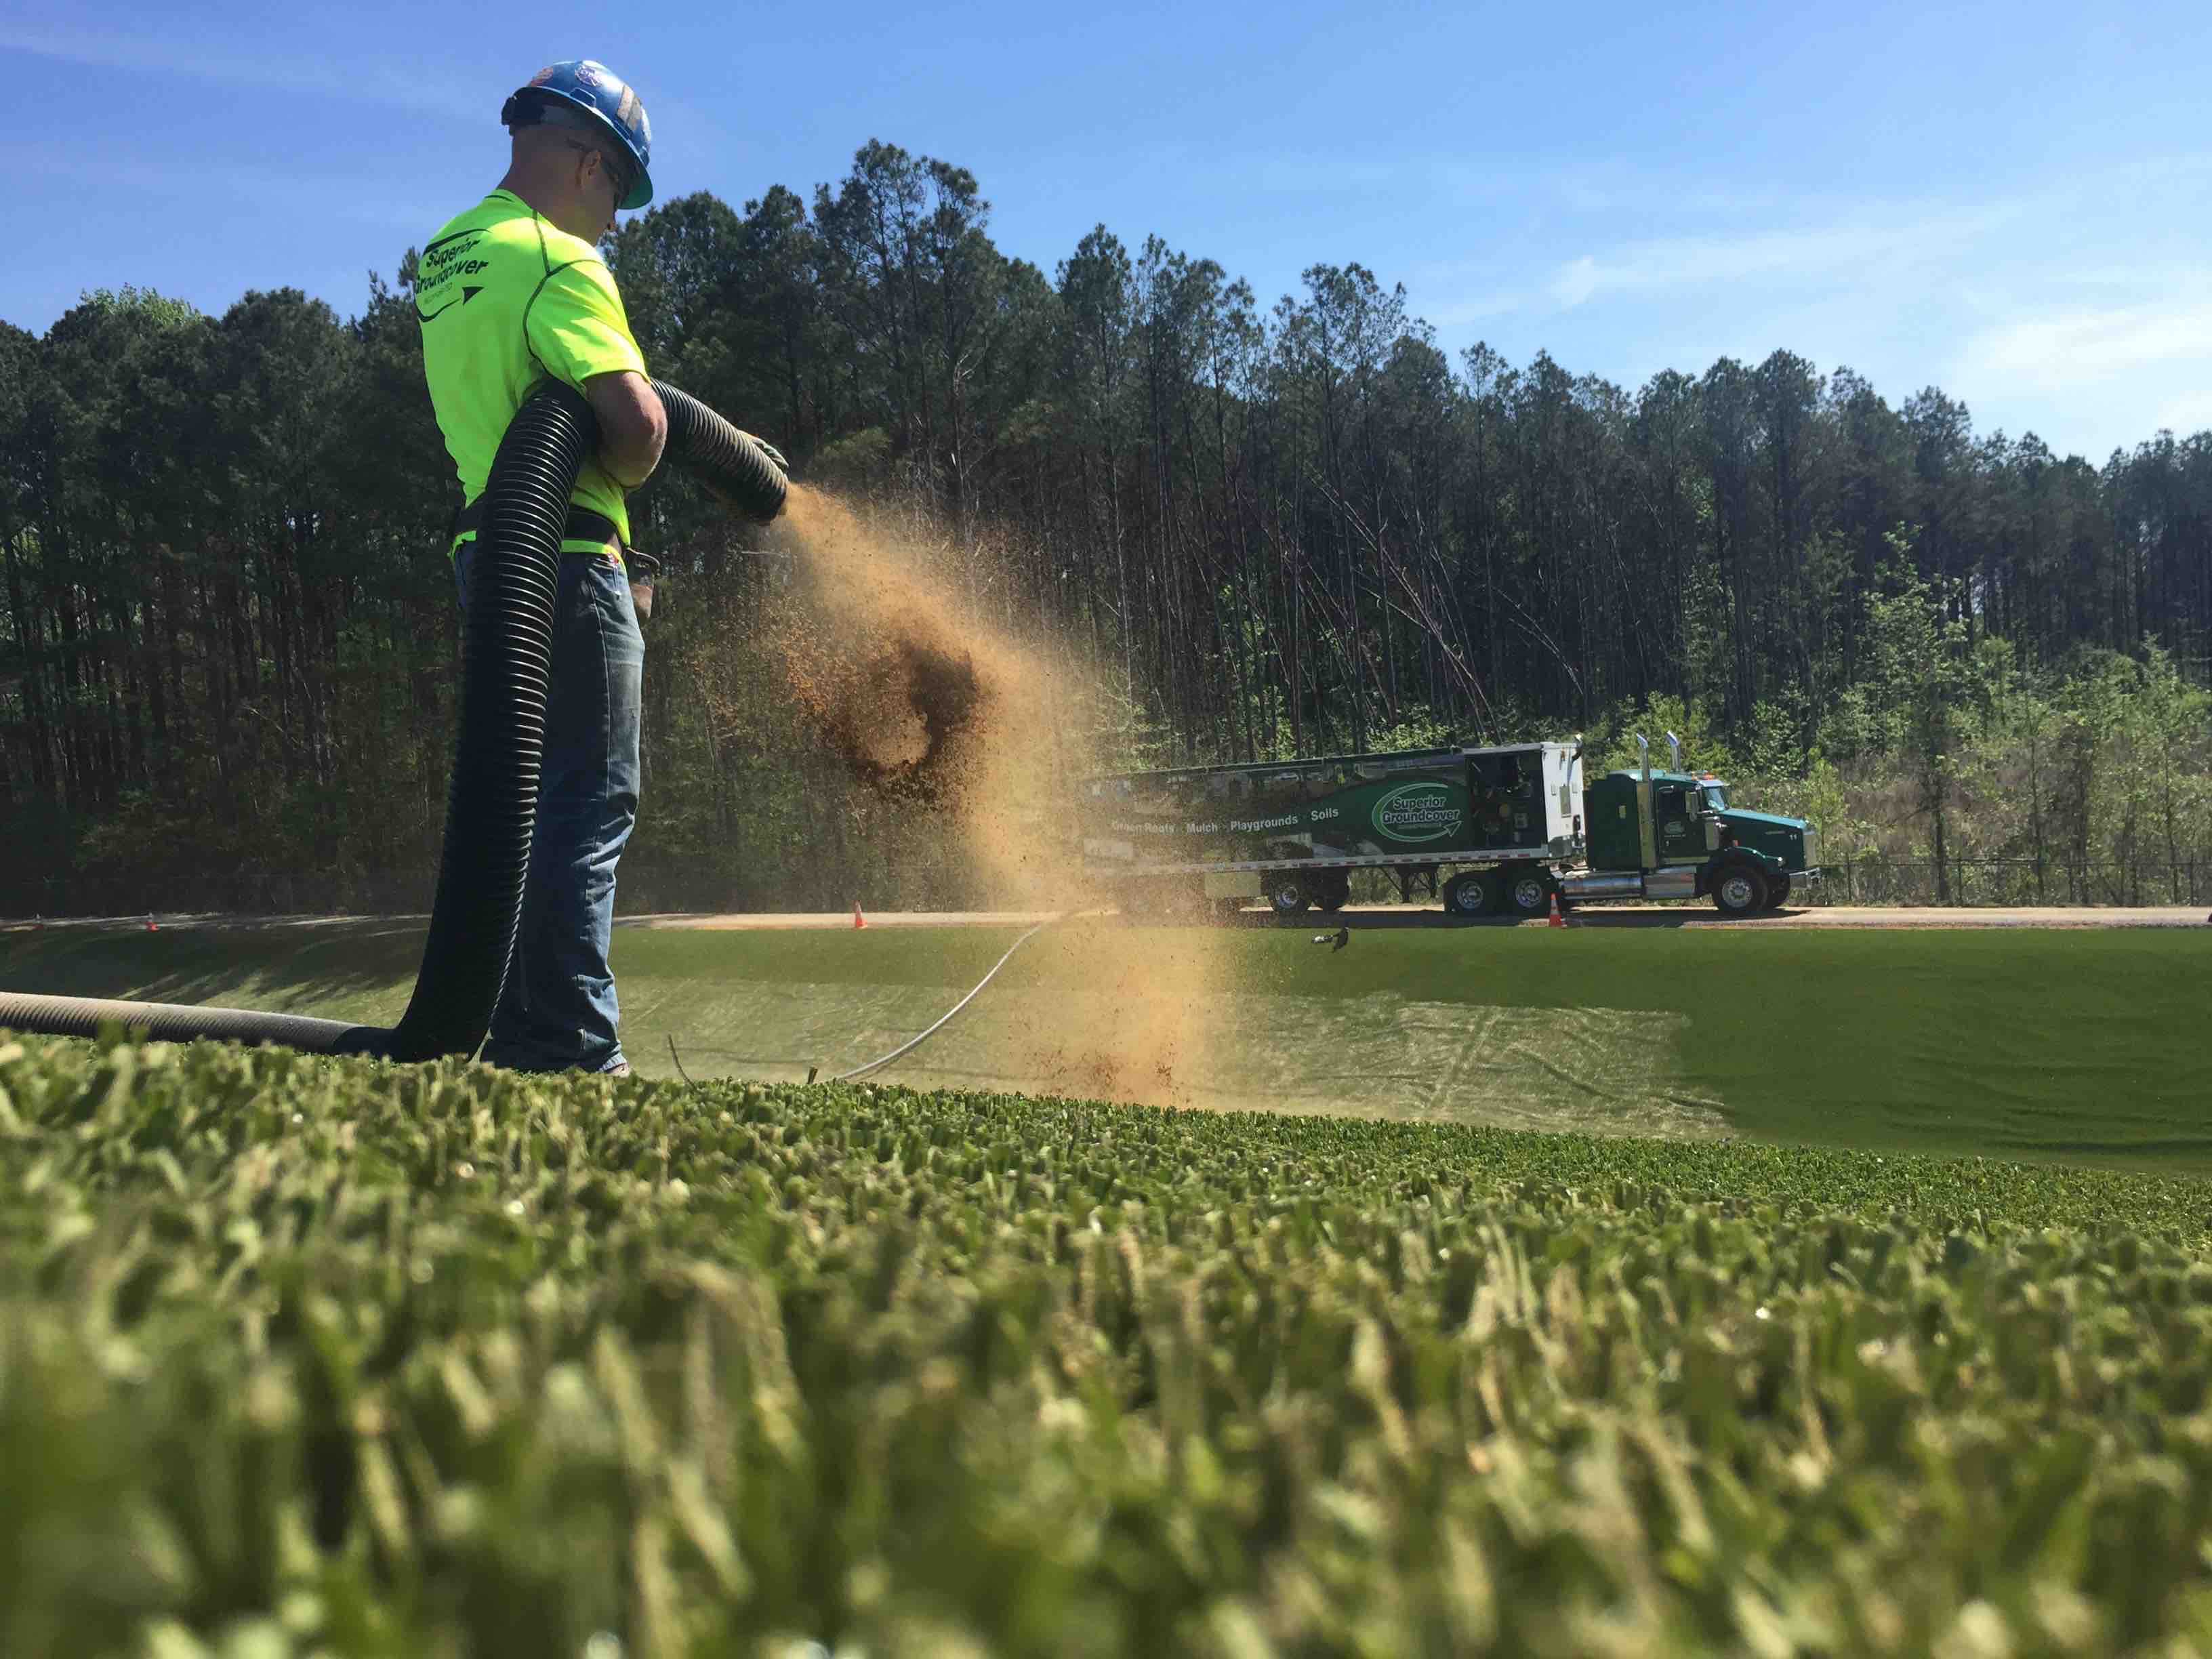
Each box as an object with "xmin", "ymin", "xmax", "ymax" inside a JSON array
[{"xmin": 761, "ymin": 484, "xmax": 1236, "ymax": 1103}]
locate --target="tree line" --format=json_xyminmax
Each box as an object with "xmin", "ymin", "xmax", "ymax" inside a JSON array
[{"xmin": 2, "ymin": 139, "xmax": 2207, "ymax": 912}]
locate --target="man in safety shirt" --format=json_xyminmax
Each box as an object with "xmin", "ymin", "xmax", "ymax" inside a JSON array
[{"xmin": 414, "ymin": 59, "xmax": 666, "ymax": 1077}]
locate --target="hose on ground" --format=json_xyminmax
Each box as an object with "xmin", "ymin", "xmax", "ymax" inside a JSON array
[
  {"xmin": 0, "ymin": 993, "xmax": 364, "ymax": 1050},
  {"xmin": 832, "ymin": 919, "xmax": 1057, "ymax": 1082},
  {"xmin": 0, "ymin": 377, "xmax": 783, "ymax": 1063}
]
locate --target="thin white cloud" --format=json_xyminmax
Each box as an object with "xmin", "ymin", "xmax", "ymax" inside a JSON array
[
  {"xmin": 0, "ymin": 23, "xmax": 472, "ymax": 114},
  {"xmin": 1958, "ymin": 300, "xmax": 2212, "ymax": 392},
  {"xmin": 1541, "ymin": 162, "xmax": 1784, "ymax": 217},
  {"xmin": 1406, "ymin": 171, "xmax": 2207, "ymax": 455},
  {"xmin": 1414, "ymin": 197, "xmax": 2020, "ymax": 334},
  {"xmin": 1545, "ymin": 208, "xmax": 2015, "ymax": 312},
  {"xmin": 1550, "ymin": 255, "xmax": 1601, "ymax": 309},
  {"xmin": 22, "ymin": 142, "xmax": 448, "ymax": 234},
  {"xmin": 1946, "ymin": 295, "xmax": 2212, "ymax": 453},
  {"xmin": 2150, "ymin": 393, "xmax": 2212, "ymax": 439},
  {"xmin": 1422, "ymin": 289, "xmax": 1530, "ymax": 329}
]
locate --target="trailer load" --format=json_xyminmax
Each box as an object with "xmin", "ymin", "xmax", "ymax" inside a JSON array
[{"xmin": 1080, "ymin": 735, "xmax": 1820, "ymax": 918}]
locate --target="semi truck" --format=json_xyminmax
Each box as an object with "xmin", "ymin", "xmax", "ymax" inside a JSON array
[{"xmin": 1078, "ymin": 733, "xmax": 1820, "ymax": 918}]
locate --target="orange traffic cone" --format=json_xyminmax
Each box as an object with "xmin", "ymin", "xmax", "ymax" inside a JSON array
[
  {"xmin": 1547, "ymin": 893, "xmax": 1567, "ymax": 928},
  {"xmin": 853, "ymin": 901, "xmax": 866, "ymax": 930}
]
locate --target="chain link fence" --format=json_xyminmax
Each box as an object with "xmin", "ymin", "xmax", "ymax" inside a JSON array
[{"xmin": 1805, "ymin": 859, "xmax": 2211, "ymax": 908}]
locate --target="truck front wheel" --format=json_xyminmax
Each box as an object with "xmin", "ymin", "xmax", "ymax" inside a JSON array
[
  {"xmin": 1443, "ymin": 870, "xmax": 1502, "ymax": 917},
  {"xmin": 1712, "ymin": 865, "xmax": 1769, "ymax": 916},
  {"xmin": 1765, "ymin": 874, "xmax": 1792, "ymax": 910},
  {"xmin": 1267, "ymin": 876, "xmax": 1311, "ymax": 917}
]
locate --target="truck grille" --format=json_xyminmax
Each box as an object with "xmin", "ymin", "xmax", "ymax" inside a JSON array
[{"xmin": 1801, "ymin": 826, "xmax": 1820, "ymax": 871}]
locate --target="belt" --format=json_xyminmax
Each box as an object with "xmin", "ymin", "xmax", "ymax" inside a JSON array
[{"xmin": 451, "ymin": 502, "xmax": 623, "ymax": 554}]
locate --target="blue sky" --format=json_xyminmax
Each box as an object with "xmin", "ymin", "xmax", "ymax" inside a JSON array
[{"xmin": 14, "ymin": 1, "xmax": 2210, "ymax": 459}]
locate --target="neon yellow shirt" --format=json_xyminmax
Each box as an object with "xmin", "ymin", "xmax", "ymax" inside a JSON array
[{"xmin": 417, "ymin": 189, "xmax": 647, "ymax": 557}]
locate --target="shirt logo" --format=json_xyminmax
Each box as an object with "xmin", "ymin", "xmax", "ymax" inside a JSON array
[{"xmin": 416, "ymin": 286, "xmax": 484, "ymax": 324}]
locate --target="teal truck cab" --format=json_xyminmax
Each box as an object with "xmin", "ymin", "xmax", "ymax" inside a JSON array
[{"xmin": 1567, "ymin": 736, "xmax": 1821, "ymax": 916}]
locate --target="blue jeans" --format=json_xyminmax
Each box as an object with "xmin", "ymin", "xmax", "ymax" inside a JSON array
[{"xmin": 455, "ymin": 544, "xmax": 643, "ymax": 1073}]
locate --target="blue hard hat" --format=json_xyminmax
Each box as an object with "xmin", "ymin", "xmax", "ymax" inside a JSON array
[{"xmin": 501, "ymin": 60, "xmax": 654, "ymax": 211}]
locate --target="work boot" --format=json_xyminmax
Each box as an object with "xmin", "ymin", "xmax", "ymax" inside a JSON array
[{"xmin": 603, "ymin": 1061, "xmax": 632, "ymax": 1079}]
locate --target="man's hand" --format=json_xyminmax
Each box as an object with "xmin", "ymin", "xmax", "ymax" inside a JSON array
[{"xmin": 583, "ymin": 371, "xmax": 667, "ymax": 489}]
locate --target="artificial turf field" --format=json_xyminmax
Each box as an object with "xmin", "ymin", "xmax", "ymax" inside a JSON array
[
  {"xmin": 10, "ymin": 920, "xmax": 2212, "ymax": 1653},
  {"xmin": 2, "ymin": 914, "xmax": 2207, "ymax": 1170}
]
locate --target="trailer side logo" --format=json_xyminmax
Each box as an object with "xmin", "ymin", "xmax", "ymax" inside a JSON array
[{"xmin": 1372, "ymin": 783, "xmax": 1462, "ymax": 843}]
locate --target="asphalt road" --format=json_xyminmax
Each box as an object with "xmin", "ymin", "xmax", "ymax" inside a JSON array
[
  {"xmin": 5, "ymin": 904, "xmax": 2204, "ymax": 935},
  {"xmin": 628, "ymin": 904, "xmax": 2211, "ymax": 931}
]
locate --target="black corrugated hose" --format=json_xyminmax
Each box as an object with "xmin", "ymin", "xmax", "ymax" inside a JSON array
[
  {"xmin": 651, "ymin": 381, "xmax": 788, "ymax": 523},
  {"xmin": 0, "ymin": 380, "xmax": 787, "ymax": 1062}
]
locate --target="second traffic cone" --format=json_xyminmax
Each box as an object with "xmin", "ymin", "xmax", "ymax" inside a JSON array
[
  {"xmin": 1547, "ymin": 893, "xmax": 1567, "ymax": 928},
  {"xmin": 853, "ymin": 901, "xmax": 866, "ymax": 930}
]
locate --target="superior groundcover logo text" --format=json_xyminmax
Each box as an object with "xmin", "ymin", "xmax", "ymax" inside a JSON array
[{"xmin": 1373, "ymin": 783, "xmax": 1462, "ymax": 842}]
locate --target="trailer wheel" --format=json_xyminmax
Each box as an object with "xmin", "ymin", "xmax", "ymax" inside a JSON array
[
  {"xmin": 1267, "ymin": 876, "xmax": 1311, "ymax": 917},
  {"xmin": 1315, "ymin": 872, "xmax": 1352, "ymax": 913},
  {"xmin": 1442, "ymin": 869, "xmax": 1501, "ymax": 917},
  {"xmin": 1712, "ymin": 865, "xmax": 1769, "ymax": 916},
  {"xmin": 1504, "ymin": 867, "xmax": 1553, "ymax": 918}
]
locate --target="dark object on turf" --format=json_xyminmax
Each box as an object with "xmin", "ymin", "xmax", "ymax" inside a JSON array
[
  {"xmin": 0, "ymin": 380, "xmax": 779, "ymax": 1061},
  {"xmin": 1311, "ymin": 925, "xmax": 1349, "ymax": 952}
]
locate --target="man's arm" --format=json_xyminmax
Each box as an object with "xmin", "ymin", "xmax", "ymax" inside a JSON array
[{"xmin": 584, "ymin": 371, "xmax": 666, "ymax": 490}]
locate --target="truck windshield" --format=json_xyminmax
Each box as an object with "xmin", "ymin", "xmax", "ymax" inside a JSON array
[{"xmin": 1702, "ymin": 784, "xmax": 1729, "ymax": 811}]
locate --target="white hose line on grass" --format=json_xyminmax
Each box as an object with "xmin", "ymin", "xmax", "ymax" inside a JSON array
[{"xmin": 832, "ymin": 916, "xmax": 1060, "ymax": 1083}]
